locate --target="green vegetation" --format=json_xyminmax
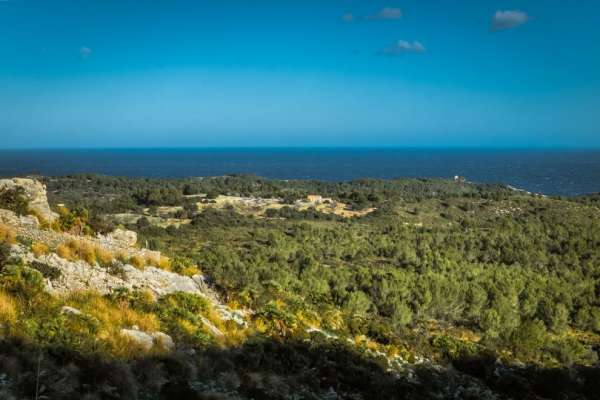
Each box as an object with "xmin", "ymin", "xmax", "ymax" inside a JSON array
[
  {"xmin": 0, "ymin": 174, "xmax": 598, "ymax": 399},
  {"xmin": 43, "ymin": 173, "xmax": 512, "ymax": 212},
  {"xmin": 0, "ymin": 187, "xmax": 29, "ymax": 216},
  {"xmin": 137, "ymin": 195, "xmax": 600, "ymax": 365}
]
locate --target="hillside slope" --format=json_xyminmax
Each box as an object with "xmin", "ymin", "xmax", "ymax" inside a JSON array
[{"xmin": 0, "ymin": 175, "xmax": 598, "ymax": 399}]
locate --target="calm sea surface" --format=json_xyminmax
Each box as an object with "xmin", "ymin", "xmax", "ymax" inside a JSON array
[{"xmin": 0, "ymin": 149, "xmax": 599, "ymax": 196}]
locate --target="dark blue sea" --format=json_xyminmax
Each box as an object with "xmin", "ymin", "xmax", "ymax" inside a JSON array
[{"xmin": 0, "ymin": 148, "xmax": 599, "ymax": 196}]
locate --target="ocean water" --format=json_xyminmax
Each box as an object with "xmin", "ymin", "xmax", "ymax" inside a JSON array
[{"xmin": 0, "ymin": 148, "xmax": 599, "ymax": 196}]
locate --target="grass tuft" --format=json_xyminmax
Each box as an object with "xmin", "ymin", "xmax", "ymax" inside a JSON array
[
  {"xmin": 0, "ymin": 290, "xmax": 17, "ymax": 325},
  {"xmin": 0, "ymin": 224, "xmax": 17, "ymax": 244},
  {"xmin": 31, "ymin": 242, "xmax": 49, "ymax": 257}
]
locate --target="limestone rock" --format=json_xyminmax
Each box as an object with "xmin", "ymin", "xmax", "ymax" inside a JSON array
[
  {"xmin": 15, "ymin": 245, "xmax": 219, "ymax": 301},
  {"xmin": 120, "ymin": 328, "xmax": 154, "ymax": 351},
  {"xmin": 0, "ymin": 178, "xmax": 58, "ymax": 223},
  {"xmin": 215, "ymin": 305, "xmax": 248, "ymax": 327},
  {"xmin": 0, "ymin": 209, "xmax": 40, "ymax": 228},
  {"xmin": 99, "ymin": 228, "xmax": 138, "ymax": 247},
  {"xmin": 120, "ymin": 328, "xmax": 175, "ymax": 351},
  {"xmin": 61, "ymin": 306, "xmax": 82, "ymax": 316},
  {"xmin": 152, "ymin": 331, "xmax": 175, "ymax": 351}
]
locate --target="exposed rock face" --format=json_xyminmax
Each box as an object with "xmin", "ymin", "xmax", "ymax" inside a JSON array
[
  {"xmin": 0, "ymin": 178, "xmax": 58, "ymax": 223},
  {"xmin": 12, "ymin": 245, "xmax": 218, "ymax": 300},
  {"xmin": 0, "ymin": 209, "xmax": 40, "ymax": 229}
]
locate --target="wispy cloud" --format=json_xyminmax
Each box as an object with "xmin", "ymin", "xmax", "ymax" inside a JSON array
[
  {"xmin": 79, "ymin": 46, "xmax": 92, "ymax": 59},
  {"xmin": 379, "ymin": 40, "xmax": 426, "ymax": 56},
  {"xmin": 342, "ymin": 7, "xmax": 402, "ymax": 22},
  {"xmin": 341, "ymin": 13, "xmax": 355, "ymax": 23},
  {"xmin": 368, "ymin": 7, "xmax": 402, "ymax": 20},
  {"xmin": 491, "ymin": 10, "xmax": 529, "ymax": 31}
]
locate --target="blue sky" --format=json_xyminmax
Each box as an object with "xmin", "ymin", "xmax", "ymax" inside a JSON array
[{"xmin": 1, "ymin": 0, "xmax": 599, "ymax": 148}]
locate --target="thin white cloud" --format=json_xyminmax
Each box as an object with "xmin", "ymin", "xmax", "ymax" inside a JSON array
[
  {"xmin": 79, "ymin": 46, "xmax": 92, "ymax": 59},
  {"xmin": 379, "ymin": 40, "xmax": 426, "ymax": 56},
  {"xmin": 341, "ymin": 13, "xmax": 355, "ymax": 22},
  {"xmin": 369, "ymin": 7, "xmax": 402, "ymax": 20},
  {"xmin": 491, "ymin": 10, "xmax": 529, "ymax": 31},
  {"xmin": 342, "ymin": 7, "xmax": 402, "ymax": 22}
]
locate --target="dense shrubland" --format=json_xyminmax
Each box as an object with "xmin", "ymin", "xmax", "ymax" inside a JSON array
[
  {"xmin": 0, "ymin": 174, "xmax": 597, "ymax": 399},
  {"xmin": 137, "ymin": 199, "xmax": 600, "ymax": 366},
  {"xmin": 43, "ymin": 174, "xmax": 512, "ymax": 212}
]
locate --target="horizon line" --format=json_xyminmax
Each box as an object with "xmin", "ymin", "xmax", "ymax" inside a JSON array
[{"xmin": 1, "ymin": 145, "xmax": 599, "ymax": 151}]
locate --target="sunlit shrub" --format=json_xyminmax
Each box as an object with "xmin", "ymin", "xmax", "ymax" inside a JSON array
[
  {"xmin": 170, "ymin": 256, "xmax": 200, "ymax": 276},
  {"xmin": 158, "ymin": 256, "xmax": 171, "ymax": 270},
  {"xmin": 52, "ymin": 206, "xmax": 92, "ymax": 235},
  {"xmin": 152, "ymin": 292, "xmax": 219, "ymax": 346}
]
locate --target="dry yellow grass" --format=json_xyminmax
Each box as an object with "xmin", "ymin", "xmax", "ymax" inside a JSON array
[
  {"xmin": 31, "ymin": 241, "xmax": 49, "ymax": 257},
  {"xmin": 55, "ymin": 240, "xmax": 115, "ymax": 267},
  {"xmin": 180, "ymin": 264, "xmax": 200, "ymax": 276},
  {"xmin": 96, "ymin": 247, "xmax": 114, "ymax": 266},
  {"xmin": 79, "ymin": 242, "xmax": 97, "ymax": 265},
  {"xmin": 296, "ymin": 310, "xmax": 321, "ymax": 329},
  {"xmin": 130, "ymin": 254, "xmax": 146, "ymax": 269},
  {"xmin": 62, "ymin": 291, "xmax": 164, "ymax": 357},
  {"xmin": 0, "ymin": 290, "xmax": 18, "ymax": 324},
  {"xmin": 0, "ymin": 223, "xmax": 16, "ymax": 244},
  {"xmin": 321, "ymin": 308, "xmax": 344, "ymax": 331},
  {"xmin": 116, "ymin": 250, "xmax": 130, "ymax": 264},
  {"xmin": 158, "ymin": 256, "xmax": 171, "ymax": 270},
  {"xmin": 56, "ymin": 243, "xmax": 74, "ymax": 260},
  {"xmin": 142, "ymin": 254, "xmax": 172, "ymax": 271},
  {"xmin": 103, "ymin": 331, "xmax": 150, "ymax": 358},
  {"xmin": 177, "ymin": 318, "xmax": 197, "ymax": 336},
  {"xmin": 219, "ymin": 323, "xmax": 250, "ymax": 347},
  {"xmin": 143, "ymin": 254, "xmax": 160, "ymax": 267},
  {"xmin": 68, "ymin": 291, "xmax": 160, "ymax": 332}
]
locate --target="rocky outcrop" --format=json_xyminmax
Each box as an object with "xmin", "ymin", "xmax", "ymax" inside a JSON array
[
  {"xmin": 11, "ymin": 245, "xmax": 218, "ymax": 300},
  {"xmin": 0, "ymin": 178, "xmax": 58, "ymax": 223},
  {"xmin": 0, "ymin": 209, "xmax": 40, "ymax": 229}
]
